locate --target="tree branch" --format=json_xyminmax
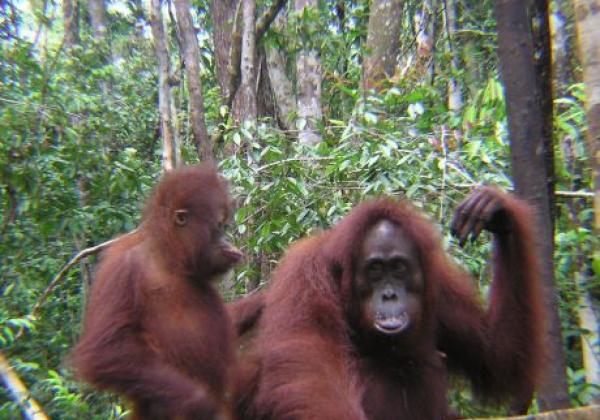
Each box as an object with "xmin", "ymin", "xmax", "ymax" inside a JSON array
[
  {"xmin": 24, "ymin": 230, "xmax": 138, "ymax": 329},
  {"xmin": 227, "ymin": 0, "xmax": 287, "ymax": 110},
  {"xmin": 0, "ymin": 351, "xmax": 49, "ymax": 420},
  {"xmin": 255, "ymin": 0, "xmax": 287, "ymax": 42}
]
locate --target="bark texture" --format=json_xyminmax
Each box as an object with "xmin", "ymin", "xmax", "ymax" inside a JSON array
[
  {"xmin": 212, "ymin": 0, "xmax": 281, "ymax": 120},
  {"xmin": 573, "ymin": 0, "xmax": 600, "ymax": 399},
  {"xmin": 62, "ymin": 0, "xmax": 79, "ymax": 47},
  {"xmin": 174, "ymin": 0, "xmax": 212, "ymax": 160},
  {"xmin": 445, "ymin": 0, "xmax": 462, "ymax": 111},
  {"xmin": 149, "ymin": 0, "xmax": 177, "ymax": 171},
  {"xmin": 573, "ymin": 0, "xmax": 600, "ymax": 233},
  {"xmin": 256, "ymin": 0, "xmax": 288, "ymax": 41},
  {"xmin": 495, "ymin": 0, "xmax": 570, "ymax": 411},
  {"xmin": 88, "ymin": 0, "xmax": 108, "ymax": 39},
  {"xmin": 363, "ymin": 0, "xmax": 403, "ymax": 90},
  {"xmin": 233, "ymin": 0, "xmax": 258, "ymax": 124},
  {"xmin": 212, "ymin": 0, "xmax": 238, "ymax": 102},
  {"xmin": 550, "ymin": 0, "xmax": 571, "ymax": 96},
  {"xmin": 295, "ymin": 0, "xmax": 322, "ymax": 146},
  {"xmin": 266, "ymin": 44, "xmax": 296, "ymax": 131}
]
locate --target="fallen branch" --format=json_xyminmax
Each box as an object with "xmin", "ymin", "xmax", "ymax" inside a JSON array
[{"xmin": 0, "ymin": 350, "xmax": 49, "ymax": 420}]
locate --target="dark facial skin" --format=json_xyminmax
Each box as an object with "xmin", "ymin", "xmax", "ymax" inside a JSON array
[
  {"xmin": 209, "ymin": 228, "xmax": 244, "ymax": 276},
  {"xmin": 356, "ymin": 220, "xmax": 424, "ymax": 337},
  {"xmin": 171, "ymin": 206, "xmax": 243, "ymax": 278}
]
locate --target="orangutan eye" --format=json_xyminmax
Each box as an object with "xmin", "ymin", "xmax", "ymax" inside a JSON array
[
  {"xmin": 173, "ymin": 209, "xmax": 189, "ymax": 226},
  {"xmin": 367, "ymin": 262, "xmax": 383, "ymax": 279},
  {"xmin": 392, "ymin": 261, "xmax": 407, "ymax": 275}
]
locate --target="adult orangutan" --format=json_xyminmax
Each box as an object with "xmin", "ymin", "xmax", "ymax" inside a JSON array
[
  {"xmin": 71, "ymin": 163, "xmax": 243, "ymax": 420},
  {"xmin": 234, "ymin": 186, "xmax": 544, "ymax": 419}
]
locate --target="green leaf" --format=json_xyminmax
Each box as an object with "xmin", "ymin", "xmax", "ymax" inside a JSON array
[{"xmin": 592, "ymin": 253, "xmax": 600, "ymax": 280}]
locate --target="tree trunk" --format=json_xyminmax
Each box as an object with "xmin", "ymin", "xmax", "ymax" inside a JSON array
[
  {"xmin": 88, "ymin": 0, "xmax": 108, "ymax": 39},
  {"xmin": 212, "ymin": 0, "xmax": 238, "ymax": 102},
  {"xmin": 415, "ymin": 0, "xmax": 435, "ymax": 81},
  {"xmin": 295, "ymin": 0, "xmax": 322, "ymax": 146},
  {"xmin": 64, "ymin": 0, "xmax": 90, "ymax": 295},
  {"xmin": 363, "ymin": 0, "xmax": 403, "ymax": 90},
  {"xmin": 233, "ymin": 0, "xmax": 258, "ymax": 125},
  {"xmin": 62, "ymin": 0, "xmax": 79, "ymax": 47},
  {"xmin": 573, "ymin": 0, "xmax": 600, "ymax": 400},
  {"xmin": 573, "ymin": 0, "xmax": 600, "ymax": 235},
  {"xmin": 131, "ymin": 0, "xmax": 146, "ymax": 42},
  {"xmin": 173, "ymin": 0, "xmax": 212, "ymax": 160},
  {"xmin": 266, "ymin": 44, "xmax": 296, "ymax": 131},
  {"xmin": 531, "ymin": 0, "xmax": 556, "ymax": 223},
  {"xmin": 149, "ymin": 0, "xmax": 178, "ymax": 171},
  {"xmin": 494, "ymin": 0, "xmax": 571, "ymax": 411},
  {"xmin": 550, "ymin": 0, "xmax": 571, "ymax": 97},
  {"xmin": 445, "ymin": 0, "xmax": 462, "ymax": 112}
]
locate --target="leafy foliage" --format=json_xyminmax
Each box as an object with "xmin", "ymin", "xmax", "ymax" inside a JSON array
[{"xmin": 0, "ymin": 0, "xmax": 596, "ymax": 417}]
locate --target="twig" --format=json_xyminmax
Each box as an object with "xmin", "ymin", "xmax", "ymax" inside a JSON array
[
  {"xmin": 0, "ymin": 351, "xmax": 49, "ymax": 420},
  {"xmin": 254, "ymin": 156, "xmax": 334, "ymax": 173},
  {"xmin": 16, "ymin": 230, "xmax": 139, "ymax": 339},
  {"xmin": 452, "ymin": 183, "xmax": 595, "ymax": 199},
  {"xmin": 554, "ymin": 190, "xmax": 595, "ymax": 199}
]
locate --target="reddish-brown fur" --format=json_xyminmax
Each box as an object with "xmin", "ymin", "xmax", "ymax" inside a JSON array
[
  {"xmin": 71, "ymin": 164, "xmax": 240, "ymax": 420},
  {"xmin": 228, "ymin": 290, "xmax": 265, "ymax": 337},
  {"xmin": 235, "ymin": 189, "xmax": 544, "ymax": 419}
]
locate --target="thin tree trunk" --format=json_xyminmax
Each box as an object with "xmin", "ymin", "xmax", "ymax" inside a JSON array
[
  {"xmin": 573, "ymin": 0, "xmax": 600, "ymax": 400},
  {"xmin": 239, "ymin": 0, "xmax": 261, "ymax": 291},
  {"xmin": 131, "ymin": 0, "xmax": 145, "ymax": 41},
  {"xmin": 573, "ymin": 0, "xmax": 600, "ymax": 235},
  {"xmin": 149, "ymin": 0, "xmax": 178, "ymax": 171},
  {"xmin": 564, "ymin": 132, "xmax": 600, "ymax": 401},
  {"xmin": 266, "ymin": 44, "xmax": 296, "ymax": 132},
  {"xmin": 531, "ymin": 0, "xmax": 556, "ymax": 223},
  {"xmin": 256, "ymin": 0, "xmax": 288, "ymax": 41},
  {"xmin": 295, "ymin": 0, "xmax": 322, "ymax": 146},
  {"xmin": 363, "ymin": 0, "xmax": 403, "ymax": 90},
  {"xmin": 233, "ymin": 0, "xmax": 258, "ymax": 125},
  {"xmin": 173, "ymin": 0, "xmax": 212, "ymax": 160},
  {"xmin": 577, "ymin": 282, "xmax": 600, "ymax": 403},
  {"xmin": 414, "ymin": 0, "xmax": 435, "ymax": 80},
  {"xmin": 550, "ymin": 0, "xmax": 571, "ymax": 97},
  {"xmin": 64, "ymin": 0, "xmax": 90, "ymax": 295},
  {"xmin": 88, "ymin": 0, "xmax": 108, "ymax": 39},
  {"xmin": 62, "ymin": 0, "xmax": 79, "ymax": 47},
  {"xmin": 166, "ymin": 0, "xmax": 184, "ymax": 167},
  {"xmin": 212, "ymin": 0, "xmax": 283, "ymax": 137},
  {"xmin": 212, "ymin": 0, "xmax": 238, "ymax": 102},
  {"xmin": 445, "ymin": 0, "xmax": 462, "ymax": 111},
  {"xmin": 495, "ymin": 0, "xmax": 570, "ymax": 411}
]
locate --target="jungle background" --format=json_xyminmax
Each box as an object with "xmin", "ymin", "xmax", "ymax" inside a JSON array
[{"xmin": 0, "ymin": 0, "xmax": 599, "ymax": 418}]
